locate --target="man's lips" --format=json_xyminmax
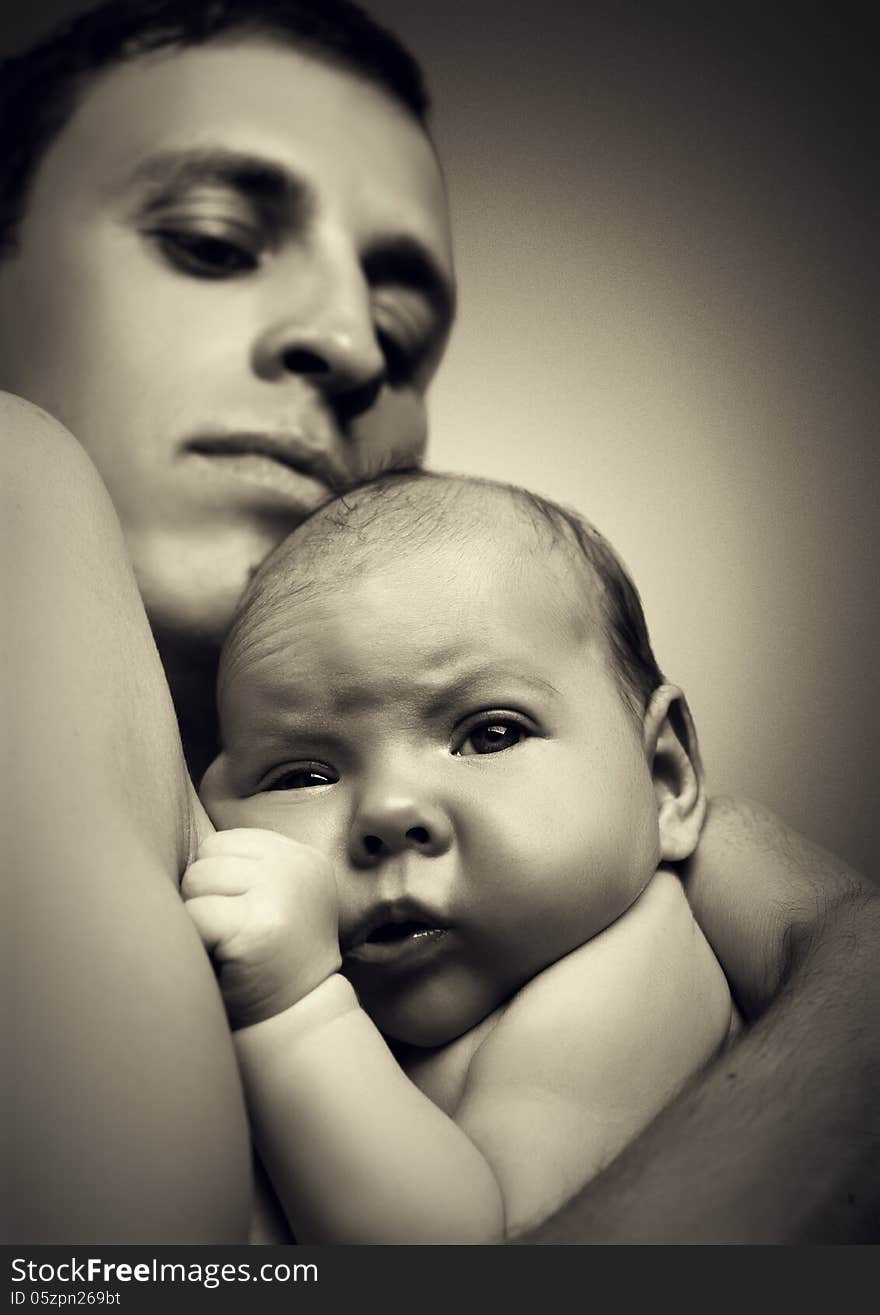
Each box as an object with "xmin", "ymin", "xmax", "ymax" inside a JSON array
[
  {"xmin": 184, "ymin": 430, "xmax": 348, "ymax": 493},
  {"xmin": 343, "ymin": 900, "xmax": 451, "ymax": 967}
]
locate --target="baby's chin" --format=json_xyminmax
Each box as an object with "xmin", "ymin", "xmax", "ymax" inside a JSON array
[
  {"xmin": 365, "ymin": 982, "xmax": 504, "ymax": 1051},
  {"xmin": 382, "ymin": 1016, "xmax": 476, "ymax": 1051}
]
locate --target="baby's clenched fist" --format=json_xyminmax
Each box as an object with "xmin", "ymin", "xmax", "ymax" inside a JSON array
[{"xmin": 182, "ymin": 828, "xmax": 340, "ymax": 1029}]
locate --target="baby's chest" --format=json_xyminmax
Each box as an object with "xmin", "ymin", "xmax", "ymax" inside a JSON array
[{"xmin": 399, "ymin": 1009, "xmax": 505, "ymax": 1115}]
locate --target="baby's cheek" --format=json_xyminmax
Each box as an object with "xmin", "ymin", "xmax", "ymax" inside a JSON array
[
  {"xmin": 198, "ymin": 754, "xmax": 250, "ymax": 828},
  {"xmin": 200, "ymin": 791, "xmax": 265, "ymax": 831},
  {"xmin": 201, "ymin": 791, "xmax": 343, "ymax": 861}
]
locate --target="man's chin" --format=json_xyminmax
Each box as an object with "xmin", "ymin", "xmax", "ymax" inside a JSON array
[
  {"xmin": 128, "ymin": 515, "xmax": 295, "ymax": 650},
  {"xmin": 135, "ymin": 567, "xmax": 246, "ymax": 653}
]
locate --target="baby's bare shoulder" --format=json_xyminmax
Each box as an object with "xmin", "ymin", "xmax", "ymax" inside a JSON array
[
  {"xmin": 466, "ymin": 870, "xmax": 731, "ymax": 1097},
  {"xmin": 448, "ymin": 874, "xmax": 734, "ymax": 1233}
]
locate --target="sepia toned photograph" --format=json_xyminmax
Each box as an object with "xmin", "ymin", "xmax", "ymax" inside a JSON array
[{"xmin": 2, "ymin": 0, "xmax": 876, "ymax": 1263}]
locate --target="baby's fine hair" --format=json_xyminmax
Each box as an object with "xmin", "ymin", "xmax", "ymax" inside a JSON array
[{"xmin": 223, "ymin": 470, "xmax": 667, "ymax": 722}]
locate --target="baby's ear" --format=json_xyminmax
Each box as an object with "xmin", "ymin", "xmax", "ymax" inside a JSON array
[{"xmin": 642, "ymin": 684, "xmax": 707, "ymax": 862}]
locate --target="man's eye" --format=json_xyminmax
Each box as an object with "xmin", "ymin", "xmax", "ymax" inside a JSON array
[
  {"xmin": 262, "ymin": 765, "xmax": 338, "ymax": 791},
  {"xmin": 457, "ymin": 720, "xmax": 529, "ymax": 757},
  {"xmin": 376, "ymin": 329, "xmax": 417, "ymax": 385},
  {"xmin": 373, "ymin": 293, "xmax": 438, "ymax": 387},
  {"xmin": 152, "ymin": 230, "xmax": 259, "ymax": 278}
]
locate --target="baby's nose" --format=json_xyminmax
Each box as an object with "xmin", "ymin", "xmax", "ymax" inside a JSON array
[{"xmin": 349, "ymin": 794, "xmax": 452, "ymax": 866}]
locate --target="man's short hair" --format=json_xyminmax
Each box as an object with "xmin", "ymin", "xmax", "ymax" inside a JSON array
[
  {"xmin": 224, "ymin": 470, "xmax": 667, "ymax": 723},
  {"xmin": 0, "ymin": 0, "xmax": 428, "ymax": 255}
]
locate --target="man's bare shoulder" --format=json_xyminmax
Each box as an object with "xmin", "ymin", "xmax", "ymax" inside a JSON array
[
  {"xmin": 1, "ymin": 390, "xmax": 115, "ymax": 519},
  {"xmin": 1, "ymin": 389, "xmax": 62, "ymax": 431},
  {"xmin": 3, "ymin": 388, "xmax": 80, "ymax": 455},
  {"xmin": 3, "ymin": 387, "xmax": 195, "ymax": 881}
]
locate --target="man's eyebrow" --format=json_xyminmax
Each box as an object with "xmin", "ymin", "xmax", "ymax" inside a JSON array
[
  {"xmin": 125, "ymin": 147, "xmax": 309, "ymax": 224},
  {"xmin": 124, "ymin": 147, "xmax": 455, "ymax": 323}
]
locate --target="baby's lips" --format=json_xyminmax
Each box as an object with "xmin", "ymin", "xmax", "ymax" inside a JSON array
[
  {"xmin": 343, "ymin": 922, "xmax": 450, "ymax": 969},
  {"xmin": 341, "ymin": 894, "xmax": 449, "ymax": 955}
]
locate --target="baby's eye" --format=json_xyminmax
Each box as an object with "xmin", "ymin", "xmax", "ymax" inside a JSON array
[
  {"xmin": 151, "ymin": 229, "xmax": 260, "ymax": 279},
  {"xmin": 262, "ymin": 764, "xmax": 338, "ymax": 791},
  {"xmin": 457, "ymin": 719, "xmax": 529, "ymax": 757}
]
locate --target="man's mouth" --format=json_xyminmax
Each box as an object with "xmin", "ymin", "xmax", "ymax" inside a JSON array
[{"xmin": 184, "ymin": 430, "xmax": 347, "ymax": 500}]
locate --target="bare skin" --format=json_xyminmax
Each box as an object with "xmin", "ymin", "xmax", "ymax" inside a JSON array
[
  {"xmin": 184, "ymin": 503, "xmax": 736, "ymax": 1243},
  {"xmin": 524, "ymin": 797, "xmax": 880, "ymax": 1243},
  {"xmin": 8, "ymin": 396, "xmax": 875, "ymax": 1243},
  {"xmin": 0, "ymin": 40, "xmax": 454, "ymax": 778},
  {"xmin": 2, "ymin": 34, "xmax": 877, "ymax": 1244},
  {"xmin": 2, "ymin": 396, "xmax": 250, "ymax": 1242}
]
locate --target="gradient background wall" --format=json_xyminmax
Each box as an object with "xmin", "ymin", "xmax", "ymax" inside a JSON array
[{"xmin": 3, "ymin": 2, "xmax": 876, "ymax": 873}]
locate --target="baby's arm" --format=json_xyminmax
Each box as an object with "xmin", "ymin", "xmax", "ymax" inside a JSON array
[
  {"xmin": 182, "ymin": 829, "xmax": 504, "ymax": 1243},
  {"xmin": 184, "ymin": 832, "xmax": 732, "ymax": 1242},
  {"xmin": 234, "ymin": 981, "xmax": 506, "ymax": 1242}
]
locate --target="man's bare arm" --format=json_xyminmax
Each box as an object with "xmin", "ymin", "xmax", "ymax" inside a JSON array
[{"xmin": 517, "ymin": 796, "xmax": 879, "ymax": 1242}]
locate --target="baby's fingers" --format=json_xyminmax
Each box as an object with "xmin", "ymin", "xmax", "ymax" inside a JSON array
[
  {"xmin": 184, "ymin": 892, "xmax": 245, "ymax": 955},
  {"xmin": 181, "ymin": 856, "xmax": 254, "ymax": 900},
  {"xmin": 198, "ymin": 828, "xmax": 306, "ymax": 862}
]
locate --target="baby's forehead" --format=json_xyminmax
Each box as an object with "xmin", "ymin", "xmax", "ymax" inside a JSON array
[
  {"xmin": 247, "ymin": 481, "xmax": 600, "ymax": 632},
  {"xmin": 282, "ymin": 480, "xmax": 582, "ymax": 581},
  {"xmin": 217, "ymin": 479, "xmax": 615, "ymax": 722}
]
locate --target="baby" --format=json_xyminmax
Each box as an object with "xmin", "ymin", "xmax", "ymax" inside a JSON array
[{"xmin": 185, "ymin": 471, "xmax": 738, "ymax": 1243}]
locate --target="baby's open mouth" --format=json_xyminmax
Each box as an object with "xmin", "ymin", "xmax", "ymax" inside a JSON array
[
  {"xmin": 365, "ymin": 920, "xmax": 438, "ymax": 944},
  {"xmin": 345, "ymin": 915, "xmax": 450, "ymax": 967}
]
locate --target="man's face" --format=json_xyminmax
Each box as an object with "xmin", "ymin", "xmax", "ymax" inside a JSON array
[
  {"xmin": 0, "ymin": 41, "xmax": 454, "ymax": 642},
  {"xmin": 201, "ymin": 530, "xmax": 662, "ymax": 1048}
]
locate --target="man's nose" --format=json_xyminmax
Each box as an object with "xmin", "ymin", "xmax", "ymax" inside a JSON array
[
  {"xmin": 348, "ymin": 789, "xmax": 453, "ymax": 868},
  {"xmin": 251, "ymin": 242, "xmax": 387, "ymax": 422}
]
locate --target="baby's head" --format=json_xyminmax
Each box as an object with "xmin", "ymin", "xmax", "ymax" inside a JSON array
[{"xmin": 201, "ymin": 472, "xmax": 706, "ymax": 1046}]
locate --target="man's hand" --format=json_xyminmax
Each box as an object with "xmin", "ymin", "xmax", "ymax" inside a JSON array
[{"xmin": 182, "ymin": 828, "xmax": 341, "ymax": 1029}]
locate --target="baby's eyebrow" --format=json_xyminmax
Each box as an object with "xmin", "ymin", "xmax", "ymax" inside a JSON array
[{"xmin": 420, "ymin": 667, "xmax": 563, "ymax": 719}]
